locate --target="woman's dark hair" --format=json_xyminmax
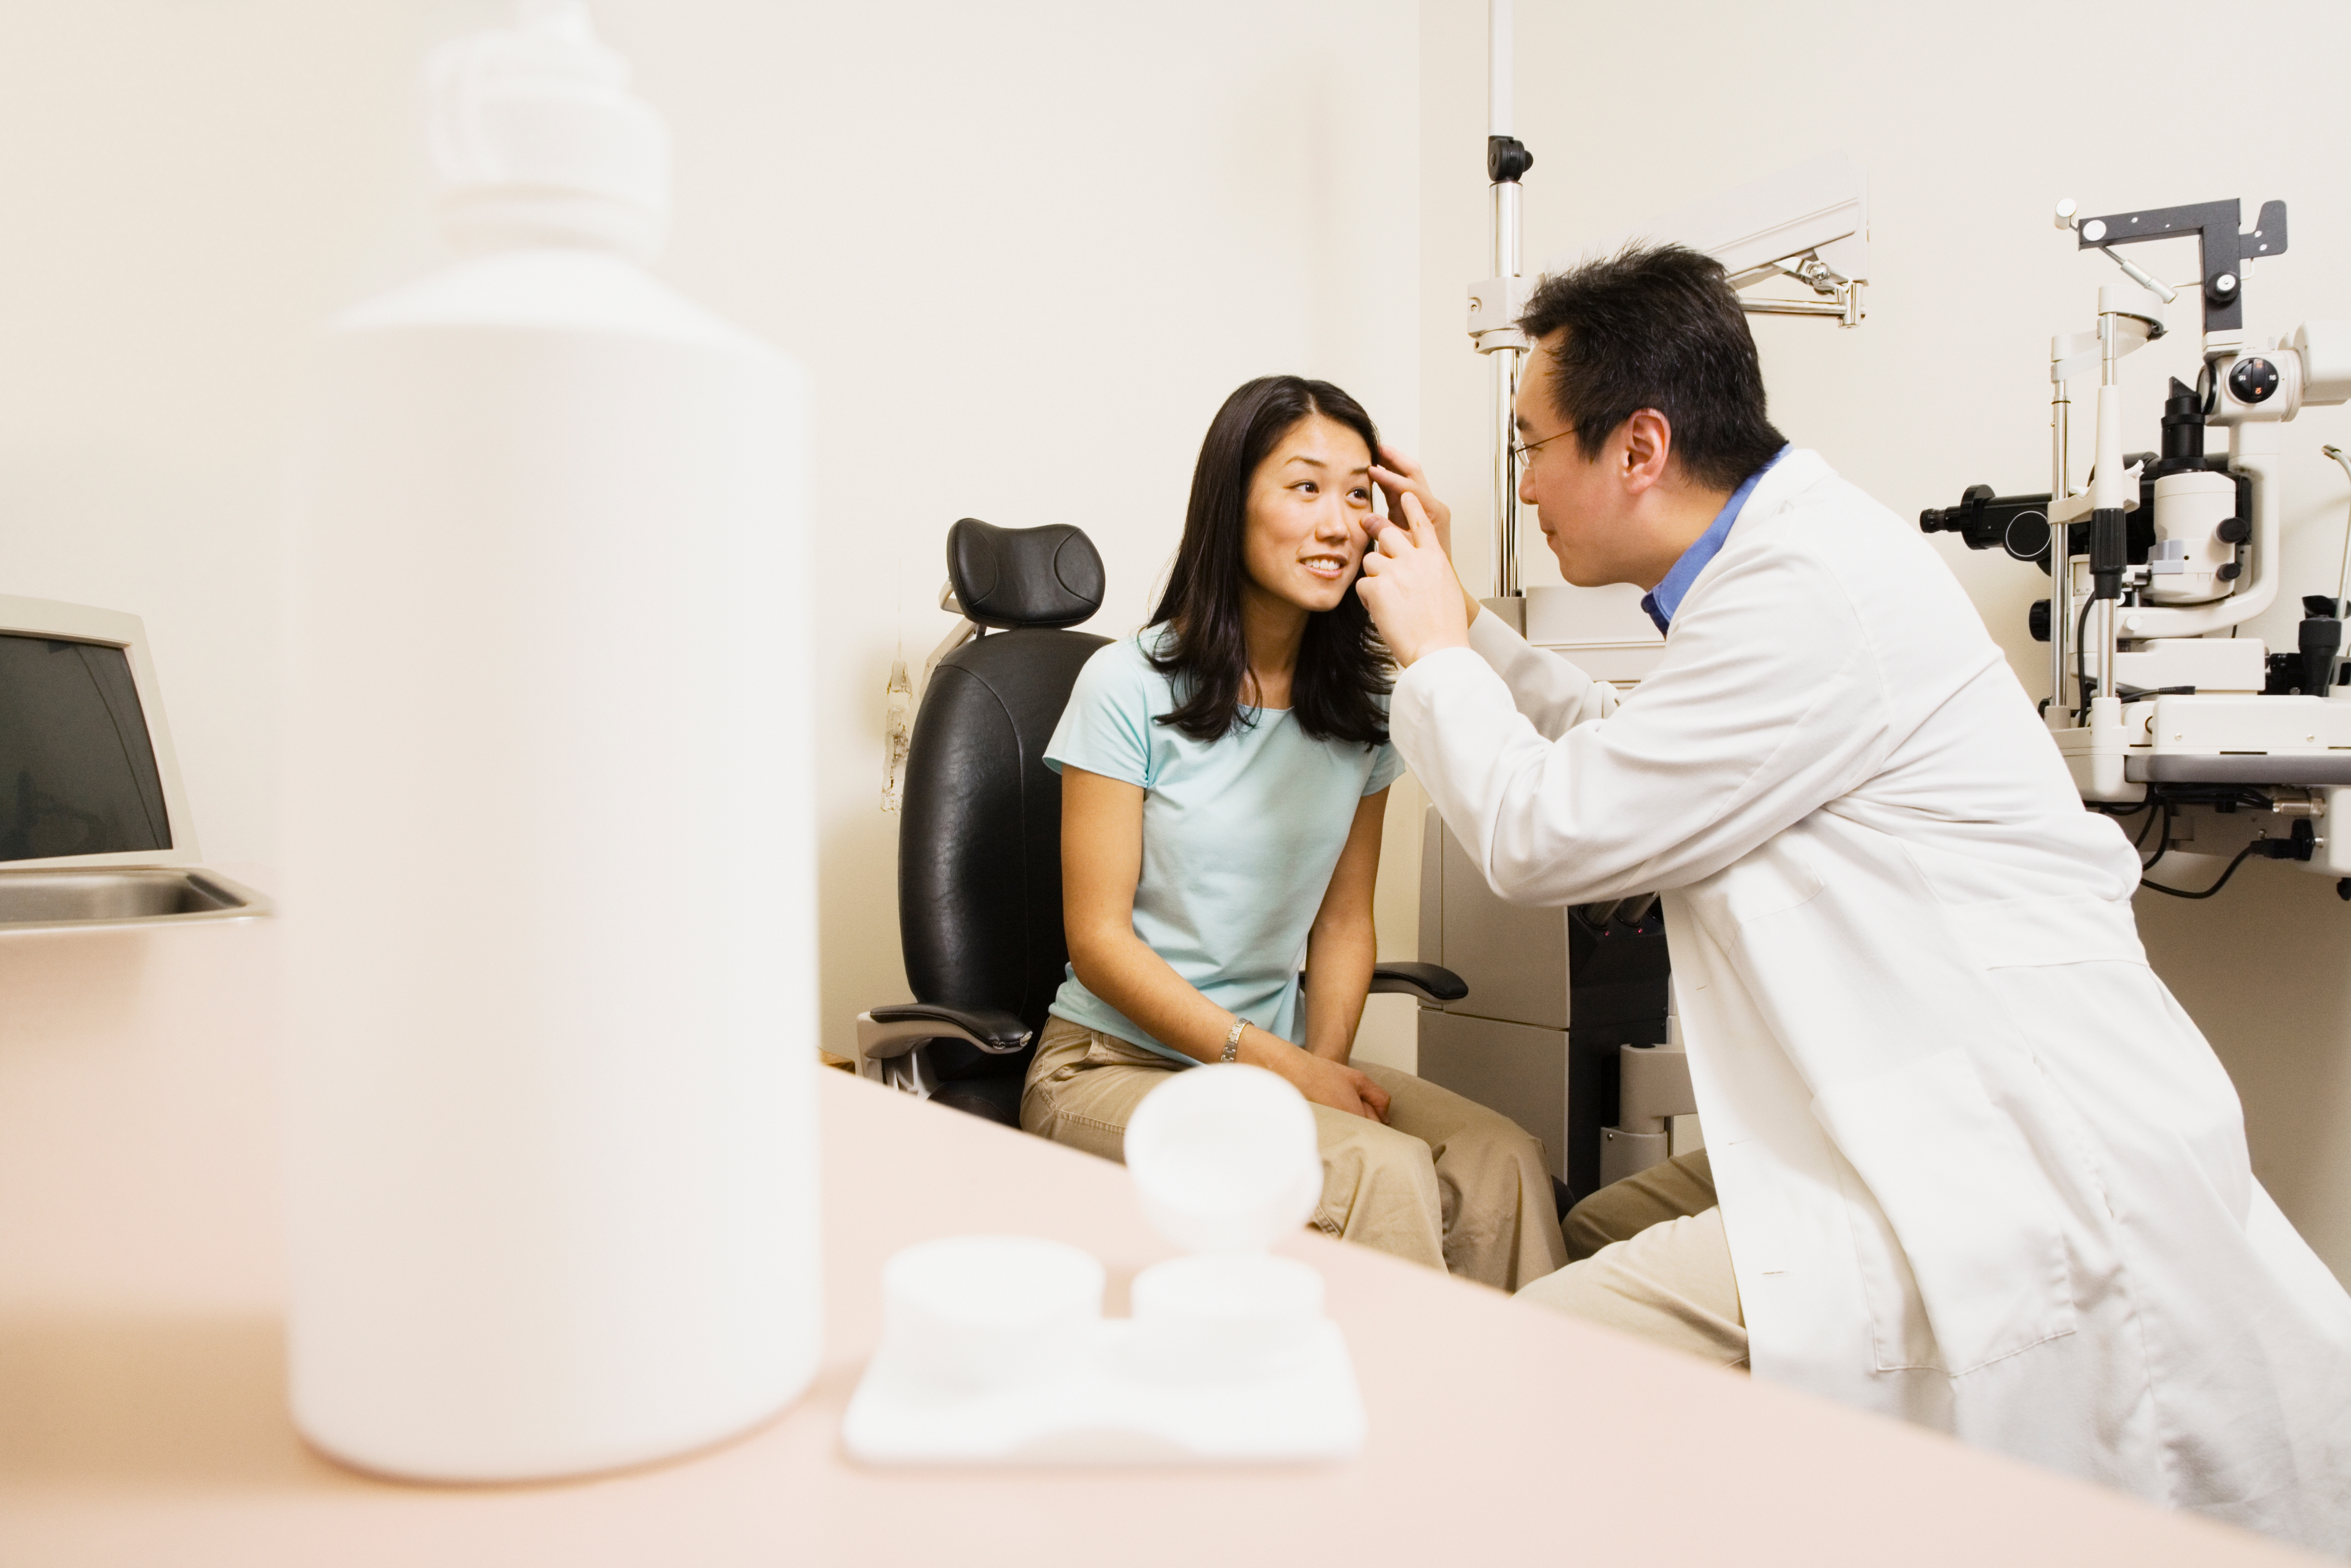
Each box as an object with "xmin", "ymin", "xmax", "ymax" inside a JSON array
[
  {"xmin": 1517, "ymin": 242, "xmax": 1785, "ymax": 493},
  {"xmin": 1149, "ymin": 375, "xmax": 1393, "ymax": 746}
]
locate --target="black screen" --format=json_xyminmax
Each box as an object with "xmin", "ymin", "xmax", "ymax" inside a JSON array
[{"xmin": 0, "ymin": 634, "xmax": 171, "ymax": 862}]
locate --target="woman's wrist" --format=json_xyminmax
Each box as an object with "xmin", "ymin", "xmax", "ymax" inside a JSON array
[{"xmin": 1233, "ymin": 1023, "xmax": 1298, "ymax": 1076}]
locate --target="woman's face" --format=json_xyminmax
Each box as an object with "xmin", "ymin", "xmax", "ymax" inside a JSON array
[{"xmin": 1241, "ymin": 414, "xmax": 1376, "ymax": 616}]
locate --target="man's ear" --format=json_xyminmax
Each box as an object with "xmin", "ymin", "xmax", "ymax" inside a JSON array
[{"xmin": 1620, "ymin": 409, "xmax": 1673, "ymax": 497}]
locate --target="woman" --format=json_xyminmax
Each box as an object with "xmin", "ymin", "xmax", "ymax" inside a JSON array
[{"xmin": 1021, "ymin": 375, "xmax": 1567, "ymax": 1290}]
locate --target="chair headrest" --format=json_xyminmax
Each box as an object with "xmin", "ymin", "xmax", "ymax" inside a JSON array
[{"xmin": 947, "ymin": 519, "xmax": 1104, "ymax": 630}]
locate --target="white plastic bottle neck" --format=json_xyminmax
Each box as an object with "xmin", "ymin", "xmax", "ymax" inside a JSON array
[
  {"xmin": 441, "ymin": 187, "xmax": 660, "ymax": 262},
  {"xmin": 427, "ymin": 0, "xmax": 669, "ymax": 263}
]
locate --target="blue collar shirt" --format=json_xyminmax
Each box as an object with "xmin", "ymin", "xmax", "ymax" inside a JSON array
[{"xmin": 1638, "ymin": 446, "xmax": 1790, "ymax": 635}]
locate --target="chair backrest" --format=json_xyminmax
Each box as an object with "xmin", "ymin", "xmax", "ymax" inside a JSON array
[{"xmin": 899, "ymin": 519, "xmax": 1111, "ymax": 1080}]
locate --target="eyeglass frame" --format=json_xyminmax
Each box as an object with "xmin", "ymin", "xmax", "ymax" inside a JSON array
[{"xmin": 1508, "ymin": 425, "xmax": 1579, "ymax": 467}]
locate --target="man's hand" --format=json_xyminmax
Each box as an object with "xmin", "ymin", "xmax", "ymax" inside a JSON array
[
  {"xmin": 1357, "ymin": 493, "xmax": 1472, "ymax": 667},
  {"xmin": 1370, "ymin": 443, "xmax": 1483, "ymax": 629},
  {"xmin": 1370, "ymin": 444, "xmax": 1454, "ymax": 559}
]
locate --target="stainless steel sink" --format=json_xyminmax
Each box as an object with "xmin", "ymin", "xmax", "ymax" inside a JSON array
[{"xmin": 0, "ymin": 868, "xmax": 271, "ymax": 931}]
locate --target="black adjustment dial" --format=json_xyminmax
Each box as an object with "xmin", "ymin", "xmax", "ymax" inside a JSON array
[{"xmin": 2229, "ymin": 356, "xmax": 2282, "ymax": 404}]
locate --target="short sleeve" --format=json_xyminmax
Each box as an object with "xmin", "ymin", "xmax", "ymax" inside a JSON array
[
  {"xmin": 1364, "ymin": 739, "xmax": 1406, "ymax": 797},
  {"xmin": 1044, "ymin": 640, "xmax": 1159, "ymax": 788}
]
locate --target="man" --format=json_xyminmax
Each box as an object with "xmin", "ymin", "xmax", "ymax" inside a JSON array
[{"xmin": 1355, "ymin": 243, "xmax": 2351, "ymax": 1549}]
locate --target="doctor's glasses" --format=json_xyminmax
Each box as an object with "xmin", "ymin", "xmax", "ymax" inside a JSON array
[{"xmin": 1509, "ymin": 425, "xmax": 1579, "ymax": 466}]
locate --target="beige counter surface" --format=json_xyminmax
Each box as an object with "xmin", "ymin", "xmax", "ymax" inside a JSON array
[{"xmin": 0, "ymin": 894, "xmax": 2319, "ymax": 1565}]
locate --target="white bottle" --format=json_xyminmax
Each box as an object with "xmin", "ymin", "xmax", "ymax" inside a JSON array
[{"xmin": 278, "ymin": 0, "xmax": 819, "ymax": 1482}]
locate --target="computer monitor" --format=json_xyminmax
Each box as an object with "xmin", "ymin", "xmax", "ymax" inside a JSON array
[{"xmin": 0, "ymin": 593, "xmax": 202, "ymax": 870}]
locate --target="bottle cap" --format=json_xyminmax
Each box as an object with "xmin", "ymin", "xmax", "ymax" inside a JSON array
[
  {"xmin": 1124, "ymin": 1065, "xmax": 1322, "ymax": 1253},
  {"xmin": 426, "ymin": 0, "xmax": 670, "ymax": 259}
]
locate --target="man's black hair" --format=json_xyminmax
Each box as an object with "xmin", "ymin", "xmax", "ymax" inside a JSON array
[{"xmin": 1517, "ymin": 242, "xmax": 1785, "ymax": 493}]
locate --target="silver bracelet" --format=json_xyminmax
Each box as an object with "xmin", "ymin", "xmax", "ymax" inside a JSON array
[{"xmin": 1221, "ymin": 1017, "xmax": 1247, "ymax": 1063}]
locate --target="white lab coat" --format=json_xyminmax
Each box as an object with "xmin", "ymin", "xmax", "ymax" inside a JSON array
[{"xmin": 1391, "ymin": 449, "xmax": 2351, "ymax": 1549}]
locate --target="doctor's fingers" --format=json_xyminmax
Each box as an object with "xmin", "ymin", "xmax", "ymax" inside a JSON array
[
  {"xmin": 1353, "ymin": 566, "xmax": 1414, "ymax": 625},
  {"xmin": 1372, "ymin": 450, "xmax": 1451, "ymax": 523},
  {"xmin": 1396, "ymin": 490, "xmax": 1442, "ymax": 548},
  {"xmin": 1370, "ymin": 503, "xmax": 1426, "ymax": 557},
  {"xmin": 1370, "ymin": 462, "xmax": 1441, "ymax": 524},
  {"xmin": 1375, "ymin": 441, "xmax": 1431, "ymax": 485}
]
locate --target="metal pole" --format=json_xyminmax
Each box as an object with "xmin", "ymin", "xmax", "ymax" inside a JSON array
[
  {"xmin": 1494, "ymin": 346, "xmax": 1522, "ymax": 600},
  {"xmin": 1483, "ymin": 0, "xmax": 1525, "ymax": 604},
  {"xmin": 1492, "ymin": 172, "xmax": 1523, "ymax": 601},
  {"xmin": 2328, "ymin": 444, "xmax": 2351, "ymax": 617},
  {"xmin": 2090, "ymin": 312, "xmax": 2120, "ymax": 708},
  {"xmin": 2050, "ymin": 378, "xmax": 2071, "ymax": 718}
]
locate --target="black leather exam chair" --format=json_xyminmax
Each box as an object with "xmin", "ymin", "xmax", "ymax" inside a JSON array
[
  {"xmin": 853, "ymin": 518, "xmax": 1109, "ymax": 1123},
  {"xmin": 854, "ymin": 517, "xmax": 1470, "ymax": 1128}
]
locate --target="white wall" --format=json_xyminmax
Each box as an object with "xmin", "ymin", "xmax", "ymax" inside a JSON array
[
  {"xmin": 16, "ymin": 0, "xmax": 2346, "ymax": 1268},
  {"xmin": 0, "ymin": 4, "xmax": 420, "ymax": 873},
  {"xmin": 623, "ymin": 0, "xmax": 1423, "ymax": 1059},
  {"xmin": 0, "ymin": 0, "xmax": 1421, "ymax": 1058},
  {"xmin": 1412, "ymin": 0, "xmax": 2351, "ymax": 1279}
]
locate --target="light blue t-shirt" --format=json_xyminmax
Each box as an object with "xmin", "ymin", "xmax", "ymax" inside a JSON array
[{"xmin": 1045, "ymin": 630, "xmax": 1406, "ymax": 1063}]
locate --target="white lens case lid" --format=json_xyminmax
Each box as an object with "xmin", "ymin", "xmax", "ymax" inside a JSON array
[{"xmin": 879, "ymin": 1234, "xmax": 1105, "ymax": 1392}]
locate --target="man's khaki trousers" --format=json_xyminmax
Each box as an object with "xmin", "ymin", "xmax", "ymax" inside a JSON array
[
  {"xmin": 1513, "ymin": 1148, "xmax": 1748, "ymax": 1370},
  {"xmin": 1021, "ymin": 1017, "xmax": 1568, "ymax": 1292}
]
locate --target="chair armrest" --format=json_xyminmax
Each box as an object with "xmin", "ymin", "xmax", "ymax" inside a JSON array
[
  {"xmin": 1296, "ymin": 964, "xmax": 1469, "ymax": 1004},
  {"xmin": 1367, "ymin": 961, "xmax": 1468, "ymax": 1004},
  {"xmin": 860, "ymin": 1002, "xmax": 1034, "ymax": 1061}
]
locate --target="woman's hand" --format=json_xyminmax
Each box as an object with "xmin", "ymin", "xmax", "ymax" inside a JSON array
[{"xmin": 1261, "ymin": 1042, "xmax": 1391, "ymax": 1123}]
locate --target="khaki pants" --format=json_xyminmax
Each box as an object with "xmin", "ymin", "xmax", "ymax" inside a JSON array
[
  {"xmin": 1514, "ymin": 1149, "xmax": 1748, "ymax": 1371},
  {"xmin": 1020, "ymin": 1017, "xmax": 1568, "ymax": 1292}
]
